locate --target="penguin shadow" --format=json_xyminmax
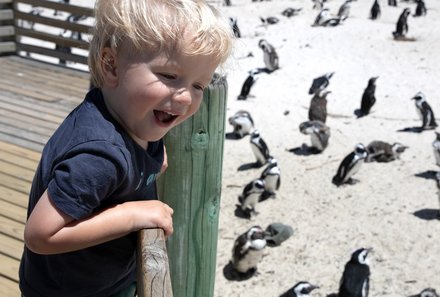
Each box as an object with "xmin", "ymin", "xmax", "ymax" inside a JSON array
[
  {"xmin": 393, "ymin": 36, "xmax": 417, "ymax": 42},
  {"xmin": 414, "ymin": 170, "xmax": 438, "ymax": 181},
  {"xmin": 237, "ymin": 162, "xmax": 264, "ymax": 171},
  {"xmin": 234, "ymin": 205, "xmax": 252, "ymax": 219},
  {"xmin": 225, "ymin": 132, "xmax": 244, "ymax": 140},
  {"xmin": 413, "ymin": 209, "xmax": 440, "ymax": 221},
  {"xmin": 288, "ymin": 144, "xmax": 322, "ymax": 156},
  {"xmin": 396, "ymin": 126, "xmax": 424, "ymax": 133},
  {"xmin": 354, "ymin": 108, "xmax": 374, "ymax": 118},
  {"xmin": 223, "ymin": 261, "xmax": 256, "ymax": 281}
]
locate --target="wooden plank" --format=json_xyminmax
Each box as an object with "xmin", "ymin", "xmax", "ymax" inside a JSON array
[
  {"xmin": 0, "ymin": 41, "xmax": 15, "ymax": 53},
  {"xmin": 0, "ymin": 234, "xmax": 23, "ymax": 261},
  {"xmin": 15, "ymin": 27, "xmax": 89, "ymax": 49},
  {"xmin": 0, "ymin": 199, "xmax": 27, "ymax": 223},
  {"xmin": 0, "ymin": 108, "xmax": 61, "ymax": 133},
  {"xmin": 15, "ymin": 0, "xmax": 94, "ymax": 17},
  {"xmin": 0, "ymin": 9, "xmax": 13, "ymax": 21},
  {"xmin": 0, "ymin": 123, "xmax": 50, "ymax": 149},
  {"xmin": 0, "ymin": 160, "xmax": 35, "ymax": 182},
  {"xmin": 0, "ymin": 25, "xmax": 14, "ymax": 36},
  {"xmin": 0, "ymin": 141, "xmax": 41, "ymax": 161},
  {"xmin": 0, "ymin": 172, "xmax": 31, "ymax": 194},
  {"xmin": 0, "ymin": 131, "xmax": 44, "ymax": 152},
  {"xmin": 0, "ymin": 277, "xmax": 20, "ymax": 297},
  {"xmin": 0, "ymin": 215, "xmax": 24, "ymax": 241},
  {"xmin": 0, "ymin": 185, "xmax": 29, "ymax": 208},
  {"xmin": 16, "ymin": 42, "xmax": 88, "ymax": 65},
  {"xmin": 0, "ymin": 0, "xmax": 13, "ymax": 4},
  {"xmin": 0, "ymin": 100, "xmax": 65, "ymax": 122},
  {"xmin": 0, "ymin": 149, "xmax": 38, "ymax": 171},
  {"xmin": 0, "ymin": 253, "xmax": 20, "ymax": 282}
]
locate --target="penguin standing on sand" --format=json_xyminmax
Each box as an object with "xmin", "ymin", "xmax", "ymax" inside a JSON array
[
  {"xmin": 238, "ymin": 179, "xmax": 265, "ymax": 218},
  {"xmin": 260, "ymin": 158, "xmax": 281, "ymax": 199},
  {"xmin": 433, "ymin": 132, "xmax": 440, "ymax": 167},
  {"xmin": 309, "ymin": 90, "xmax": 331, "ymax": 123},
  {"xmin": 237, "ymin": 69, "xmax": 261, "ymax": 100},
  {"xmin": 409, "ymin": 288, "xmax": 439, "ymax": 297},
  {"xmin": 231, "ymin": 225, "xmax": 267, "ymax": 276},
  {"xmin": 393, "ymin": 8, "xmax": 411, "ymax": 39},
  {"xmin": 299, "ymin": 120, "xmax": 331, "ymax": 153},
  {"xmin": 338, "ymin": 0, "xmax": 352, "ymax": 21},
  {"xmin": 359, "ymin": 77, "xmax": 379, "ymax": 117},
  {"xmin": 414, "ymin": 0, "xmax": 427, "ymax": 17},
  {"xmin": 412, "ymin": 91, "xmax": 438, "ymax": 130},
  {"xmin": 332, "ymin": 143, "xmax": 368, "ymax": 186},
  {"xmin": 388, "ymin": 0, "xmax": 397, "ymax": 6},
  {"xmin": 280, "ymin": 281, "xmax": 320, "ymax": 297},
  {"xmin": 258, "ymin": 39, "xmax": 279, "ymax": 73},
  {"xmin": 250, "ymin": 130, "xmax": 271, "ymax": 167},
  {"xmin": 309, "ymin": 72, "xmax": 334, "ymax": 95},
  {"xmin": 229, "ymin": 17, "xmax": 241, "ymax": 38},
  {"xmin": 338, "ymin": 248, "xmax": 372, "ymax": 297},
  {"xmin": 228, "ymin": 110, "xmax": 255, "ymax": 138},
  {"xmin": 370, "ymin": 0, "xmax": 381, "ymax": 20},
  {"xmin": 365, "ymin": 141, "xmax": 408, "ymax": 162},
  {"xmin": 312, "ymin": 0, "xmax": 323, "ymax": 10},
  {"xmin": 313, "ymin": 9, "xmax": 343, "ymax": 26}
]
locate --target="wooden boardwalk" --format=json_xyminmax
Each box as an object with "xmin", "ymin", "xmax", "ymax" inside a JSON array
[{"xmin": 0, "ymin": 55, "xmax": 89, "ymax": 296}]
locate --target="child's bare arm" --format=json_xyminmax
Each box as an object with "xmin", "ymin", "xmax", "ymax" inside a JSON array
[{"xmin": 24, "ymin": 190, "xmax": 174, "ymax": 255}]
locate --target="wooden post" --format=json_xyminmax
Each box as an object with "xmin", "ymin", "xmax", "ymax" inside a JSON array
[
  {"xmin": 156, "ymin": 75, "xmax": 228, "ymax": 297},
  {"xmin": 0, "ymin": 0, "xmax": 15, "ymax": 55}
]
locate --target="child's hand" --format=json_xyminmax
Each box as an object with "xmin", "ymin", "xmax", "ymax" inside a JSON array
[
  {"xmin": 128, "ymin": 200, "xmax": 174, "ymax": 237},
  {"xmin": 160, "ymin": 144, "xmax": 168, "ymax": 175}
]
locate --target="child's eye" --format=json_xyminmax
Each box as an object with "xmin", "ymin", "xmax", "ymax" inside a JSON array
[
  {"xmin": 193, "ymin": 84, "xmax": 205, "ymax": 91},
  {"xmin": 159, "ymin": 73, "xmax": 176, "ymax": 80}
]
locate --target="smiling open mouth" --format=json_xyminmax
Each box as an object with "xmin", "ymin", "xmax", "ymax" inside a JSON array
[{"xmin": 154, "ymin": 110, "xmax": 178, "ymax": 123}]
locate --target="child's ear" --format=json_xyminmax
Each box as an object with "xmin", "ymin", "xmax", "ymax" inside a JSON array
[{"xmin": 101, "ymin": 48, "xmax": 118, "ymax": 87}]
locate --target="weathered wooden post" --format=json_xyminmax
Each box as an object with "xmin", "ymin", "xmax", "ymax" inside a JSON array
[
  {"xmin": 0, "ymin": 0, "xmax": 15, "ymax": 55},
  {"xmin": 156, "ymin": 75, "xmax": 228, "ymax": 297}
]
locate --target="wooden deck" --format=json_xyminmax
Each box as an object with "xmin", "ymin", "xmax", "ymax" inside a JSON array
[{"xmin": 0, "ymin": 55, "xmax": 89, "ymax": 296}]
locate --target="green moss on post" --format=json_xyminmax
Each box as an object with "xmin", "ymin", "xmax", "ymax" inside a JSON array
[{"xmin": 156, "ymin": 75, "xmax": 228, "ymax": 297}]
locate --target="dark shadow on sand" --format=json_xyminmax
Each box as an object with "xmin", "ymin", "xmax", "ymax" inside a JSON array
[
  {"xmin": 396, "ymin": 126, "xmax": 424, "ymax": 133},
  {"xmin": 413, "ymin": 209, "xmax": 440, "ymax": 221},
  {"xmin": 288, "ymin": 144, "xmax": 322, "ymax": 156},
  {"xmin": 237, "ymin": 162, "xmax": 262, "ymax": 171},
  {"xmin": 223, "ymin": 261, "xmax": 256, "ymax": 281},
  {"xmin": 234, "ymin": 205, "xmax": 251, "ymax": 219},
  {"xmin": 414, "ymin": 170, "xmax": 438, "ymax": 181},
  {"xmin": 225, "ymin": 132, "xmax": 244, "ymax": 140},
  {"xmin": 354, "ymin": 109, "xmax": 365, "ymax": 118}
]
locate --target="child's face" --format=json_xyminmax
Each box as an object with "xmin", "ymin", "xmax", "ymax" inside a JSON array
[{"xmin": 103, "ymin": 42, "xmax": 218, "ymax": 147}]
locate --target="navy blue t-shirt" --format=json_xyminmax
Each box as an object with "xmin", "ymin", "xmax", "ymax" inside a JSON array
[{"xmin": 19, "ymin": 88, "xmax": 164, "ymax": 297}]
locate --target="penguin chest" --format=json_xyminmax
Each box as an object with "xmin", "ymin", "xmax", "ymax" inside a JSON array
[
  {"xmin": 251, "ymin": 143, "xmax": 268, "ymax": 163},
  {"xmin": 234, "ymin": 247, "xmax": 264, "ymax": 273},
  {"xmin": 241, "ymin": 192, "xmax": 261, "ymax": 210},
  {"xmin": 433, "ymin": 142, "xmax": 440, "ymax": 166},
  {"xmin": 311, "ymin": 133, "xmax": 324, "ymax": 151},
  {"xmin": 264, "ymin": 174, "xmax": 280, "ymax": 192},
  {"xmin": 344, "ymin": 158, "xmax": 364, "ymax": 182}
]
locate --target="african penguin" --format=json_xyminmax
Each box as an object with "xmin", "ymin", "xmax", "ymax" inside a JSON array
[
  {"xmin": 231, "ymin": 225, "xmax": 267, "ymax": 276},
  {"xmin": 370, "ymin": 0, "xmax": 381, "ymax": 20},
  {"xmin": 228, "ymin": 110, "xmax": 255, "ymax": 139},
  {"xmin": 338, "ymin": 248, "xmax": 372, "ymax": 297},
  {"xmin": 365, "ymin": 140, "xmax": 408, "ymax": 162},
  {"xmin": 408, "ymin": 288, "xmax": 439, "ymax": 297},
  {"xmin": 312, "ymin": 0, "xmax": 324, "ymax": 10},
  {"xmin": 229, "ymin": 17, "xmax": 241, "ymax": 38},
  {"xmin": 433, "ymin": 132, "xmax": 440, "ymax": 167},
  {"xmin": 237, "ymin": 69, "xmax": 261, "ymax": 100},
  {"xmin": 260, "ymin": 158, "xmax": 281, "ymax": 199},
  {"xmin": 338, "ymin": 0, "xmax": 352, "ymax": 21},
  {"xmin": 412, "ymin": 92, "xmax": 438, "ymax": 130},
  {"xmin": 258, "ymin": 39, "xmax": 279, "ymax": 73},
  {"xmin": 309, "ymin": 72, "xmax": 334, "ymax": 95},
  {"xmin": 393, "ymin": 8, "xmax": 411, "ymax": 39},
  {"xmin": 413, "ymin": 0, "xmax": 427, "ymax": 17},
  {"xmin": 250, "ymin": 130, "xmax": 272, "ymax": 167},
  {"xmin": 359, "ymin": 76, "xmax": 379, "ymax": 117},
  {"xmin": 280, "ymin": 281, "xmax": 320, "ymax": 297},
  {"xmin": 309, "ymin": 90, "xmax": 331, "ymax": 123},
  {"xmin": 282, "ymin": 8, "xmax": 303, "ymax": 17},
  {"xmin": 260, "ymin": 16, "xmax": 280, "ymax": 25},
  {"xmin": 299, "ymin": 120, "xmax": 331, "ymax": 153},
  {"xmin": 332, "ymin": 143, "xmax": 368, "ymax": 186},
  {"xmin": 238, "ymin": 179, "xmax": 265, "ymax": 218},
  {"xmin": 388, "ymin": 0, "xmax": 397, "ymax": 6}
]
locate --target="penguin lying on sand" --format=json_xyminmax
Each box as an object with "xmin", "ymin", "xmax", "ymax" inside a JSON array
[
  {"xmin": 260, "ymin": 16, "xmax": 280, "ymax": 25},
  {"xmin": 313, "ymin": 9, "xmax": 343, "ymax": 26},
  {"xmin": 365, "ymin": 141, "xmax": 408, "ymax": 162},
  {"xmin": 282, "ymin": 7, "xmax": 303, "ymax": 17},
  {"xmin": 338, "ymin": 248, "xmax": 372, "ymax": 297},
  {"xmin": 393, "ymin": 8, "xmax": 411, "ymax": 39},
  {"xmin": 231, "ymin": 225, "xmax": 267, "ymax": 277},
  {"xmin": 280, "ymin": 281, "xmax": 320, "ymax": 297},
  {"xmin": 299, "ymin": 120, "xmax": 331, "ymax": 153},
  {"xmin": 228, "ymin": 110, "xmax": 255, "ymax": 139},
  {"xmin": 408, "ymin": 288, "xmax": 439, "ymax": 297},
  {"xmin": 309, "ymin": 72, "xmax": 334, "ymax": 95},
  {"xmin": 359, "ymin": 77, "xmax": 379, "ymax": 117},
  {"xmin": 332, "ymin": 143, "xmax": 368, "ymax": 186},
  {"xmin": 412, "ymin": 91, "xmax": 438, "ymax": 130}
]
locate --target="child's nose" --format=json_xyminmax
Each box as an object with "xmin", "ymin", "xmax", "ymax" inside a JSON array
[{"xmin": 172, "ymin": 88, "xmax": 192, "ymax": 106}]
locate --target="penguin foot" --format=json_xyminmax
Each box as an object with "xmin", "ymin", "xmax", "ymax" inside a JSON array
[{"xmin": 346, "ymin": 178, "xmax": 359, "ymax": 185}]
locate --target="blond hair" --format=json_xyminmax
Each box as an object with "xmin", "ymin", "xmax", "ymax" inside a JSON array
[{"xmin": 88, "ymin": 0, "xmax": 234, "ymax": 88}]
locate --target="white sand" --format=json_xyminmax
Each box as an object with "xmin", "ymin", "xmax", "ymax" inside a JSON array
[{"xmin": 215, "ymin": 0, "xmax": 440, "ymax": 296}]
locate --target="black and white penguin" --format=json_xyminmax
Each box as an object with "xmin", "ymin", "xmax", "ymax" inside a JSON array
[
  {"xmin": 392, "ymin": 8, "xmax": 411, "ymax": 39},
  {"xmin": 408, "ymin": 288, "xmax": 439, "ymax": 297},
  {"xmin": 250, "ymin": 130, "xmax": 271, "ymax": 167},
  {"xmin": 413, "ymin": 0, "xmax": 427, "ymax": 17},
  {"xmin": 313, "ymin": 9, "xmax": 342, "ymax": 26},
  {"xmin": 299, "ymin": 120, "xmax": 331, "ymax": 153},
  {"xmin": 338, "ymin": 0, "xmax": 353, "ymax": 21},
  {"xmin": 412, "ymin": 91, "xmax": 438, "ymax": 130},
  {"xmin": 282, "ymin": 8, "xmax": 303, "ymax": 17},
  {"xmin": 433, "ymin": 132, "xmax": 440, "ymax": 167},
  {"xmin": 237, "ymin": 69, "xmax": 261, "ymax": 100},
  {"xmin": 359, "ymin": 76, "xmax": 379, "ymax": 117},
  {"xmin": 309, "ymin": 72, "xmax": 334, "ymax": 95},
  {"xmin": 370, "ymin": 0, "xmax": 381, "ymax": 19},
  {"xmin": 280, "ymin": 281, "xmax": 320, "ymax": 297},
  {"xmin": 231, "ymin": 225, "xmax": 267, "ymax": 276},
  {"xmin": 229, "ymin": 17, "xmax": 241, "ymax": 38},
  {"xmin": 332, "ymin": 143, "xmax": 368, "ymax": 186},
  {"xmin": 365, "ymin": 140, "xmax": 408, "ymax": 162},
  {"xmin": 338, "ymin": 248, "xmax": 372, "ymax": 297},
  {"xmin": 388, "ymin": 0, "xmax": 397, "ymax": 6},
  {"xmin": 228, "ymin": 110, "xmax": 255, "ymax": 139},
  {"xmin": 260, "ymin": 158, "xmax": 281, "ymax": 199},
  {"xmin": 238, "ymin": 179, "xmax": 265, "ymax": 217},
  {"xmin": 312, "ymin": 0, "xmax": 324, "ymax": 10},
  {"xmin": 258, "ymin": 39, "xmax": 279, "ymax": 73},
  {"xmin": 309, "ymin": 90, "xmax": 331, "ymax": 123},
  {"xmin": 260, "ymin": 16, "xmax": 280, "ymax": 25}
]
